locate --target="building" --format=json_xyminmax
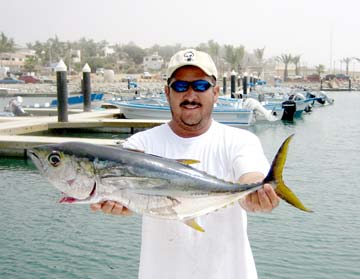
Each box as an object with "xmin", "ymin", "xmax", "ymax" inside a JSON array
[
  {"xmin": 0, "ymin": 48, "xmax": 36, "ymax": 71},
  {"xmin": 143, "ymin": 52, "xmax": 164, "ymax": 71},
  {"xmin": 103, "ymin": 46, "xmax": 115, "ymax": 57},
  {"xmin": 70, "ymin": 49, "xmax": 81, "ymax": 63}
]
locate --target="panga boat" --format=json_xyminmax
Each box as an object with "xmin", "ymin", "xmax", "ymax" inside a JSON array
[
  {"xmin": 23, "ymin": 92, "xmax": 104, "ymax": 109},
  {"xmin": 108, "ymin": 97, "xmax": 255, "ymax": 127}
]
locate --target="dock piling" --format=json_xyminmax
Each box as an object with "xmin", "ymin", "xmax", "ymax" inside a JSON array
[
  {"xmin": 230, "ymin": 70, "xmax": 236, "ymax": 98},
  {"xmin": 242, "ymin": 73, "xmax": 248, "ymax": 95},
  {"xmin": 55, "ymin": 59, "xmax": 68, "ymax": 122},
  {"xmin": 249, "ymin": 75, "xmax": 253, "ymax": 92},
  {"xmin": 223, "ymin": 74, "xmax": 227, "ymax": 95},
  {"xmin": 82, "ymin": 63, "xmax": 92, "ymax": 112},
  {"xmin": 349, "ymin": 78, "xmax": 352, "ymax": 91}
]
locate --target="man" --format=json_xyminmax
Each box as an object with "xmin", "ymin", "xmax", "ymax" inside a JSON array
[{"xmin": 91, "ymin": 49, "xmax": 280, "ymax": 279}]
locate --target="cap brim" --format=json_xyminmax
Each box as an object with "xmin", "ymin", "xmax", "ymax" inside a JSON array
[{"xmin": 167, "ymin": 63, "xmax": 215, "ymax": 80}]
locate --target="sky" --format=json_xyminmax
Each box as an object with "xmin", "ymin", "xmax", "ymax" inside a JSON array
[{"xmin": 1, "ymin": 0, "xmax": 360, "ymax": 70}]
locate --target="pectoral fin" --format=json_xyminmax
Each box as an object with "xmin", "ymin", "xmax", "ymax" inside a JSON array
[{"xmin": 184, "ymin": 219, "xmax": 205, "ymax": 232}]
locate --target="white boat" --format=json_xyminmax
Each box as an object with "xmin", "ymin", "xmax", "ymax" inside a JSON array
[
  {"xmin": 22, "ymin": 93, "xmax": 105, "ymax": 109},
  {"xmin": 109, "ymin": 97, "xmax": 255, "ymax": 127},
  {"xmin": 249, "ymin": 87, "xmax": 323, "ymax": 120},
  {"xmin": 219, "ymin": 97, "xmax": 284, "ymax": 122}
]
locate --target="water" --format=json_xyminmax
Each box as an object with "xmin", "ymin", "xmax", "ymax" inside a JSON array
[{"xmin": 1, "ymin": 92, "xmax": 359, "ymax": 279}]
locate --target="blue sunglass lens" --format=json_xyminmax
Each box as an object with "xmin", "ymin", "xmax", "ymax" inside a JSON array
[
  {"xmin": 192, "ymin": 80, "xmax": 212, "ymax": 91},
  {"xmin": 171, "ymin": 81, "xmax": 189, "ymax": 92},
  {"xmin": 170, "ymin": 80, "xmax": 212, "ymax": 92}
]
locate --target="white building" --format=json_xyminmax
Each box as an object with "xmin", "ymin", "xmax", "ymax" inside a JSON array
[
  {"xmin": 70, "ymin": 49, "xmax": 81, "ymax": 63},
  {"xmin": 143, "ymin": 52, "xmax": 164, "ymax": 71},
  {"xmin": 103, "ymin": 46, "xmax": 115, "ymax": 57}
]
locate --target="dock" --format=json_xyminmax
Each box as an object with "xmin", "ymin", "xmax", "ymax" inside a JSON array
[{"xmin": 0, "ymin": 109, "xmax": 167, "ymax": 157}]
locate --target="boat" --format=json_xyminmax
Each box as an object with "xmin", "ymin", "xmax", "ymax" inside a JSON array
[
  {"xmin": 23, "ymin": 92, "xmax": 105, "ymax": 109},
  {"xmin": 219, "ymin": 97, "xmax": 284, "ymax": 122},
  {"xmin": 108, "ymin": 97, "xmax": 255, "ymax": 127},
  {"xmin": 249, "ymin": 87, "xmax": 329, "ymax": 121},
  {"xmin": 304, "ymin": 91, "xmax": 335, "ymax": 107},
  {"xmin": 2, "ymin": 96, "xmax": 28, "ymax": 116}
]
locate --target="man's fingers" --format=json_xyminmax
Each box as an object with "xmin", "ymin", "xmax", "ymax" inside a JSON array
[
  {"xmin": 90, "ymin": 203, "xmax": 102, "ymax": 211},
  {"xmin": 90, "ymin": 201, "xmax": 132, "ymax": 216},
  {"xmin": 101, "ymin": 201, "xmax": 117, "ymax": 214},
  {"xmin": 111, "ymin": 203, "xmax": 133, "ymax": 216},
  {"xmin": 249, "ymin": 192, "xmax": 259, "ymax": 212},
  {"xmin": 240, "ymin": 185, "xmax": 280, "ymax": 213},
  {"xmin": 264, "ymin": 184, "xmax": 280, "ymax": 208},
  {"xmin": 257, "ymin": 188, "xmax": 272, "ymax": 212}
]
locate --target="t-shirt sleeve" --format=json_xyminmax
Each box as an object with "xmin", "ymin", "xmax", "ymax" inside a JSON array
[
  {"xmin": 122, "ymin": 133, "xmax": 145, "ymax": 151},
  {"xmin": 231, "ymin": 133, "xmax": 270, "ymax": 181}
]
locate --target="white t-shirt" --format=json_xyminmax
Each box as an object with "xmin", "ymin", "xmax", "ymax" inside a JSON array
[{"xmin": 123, "ymin": 120, "xmax": 269, "ymax": 279}]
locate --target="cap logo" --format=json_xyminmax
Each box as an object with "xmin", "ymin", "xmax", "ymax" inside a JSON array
[{"xmin": 184, "ymin": 51, "xmax": 194, "ymax": 62}]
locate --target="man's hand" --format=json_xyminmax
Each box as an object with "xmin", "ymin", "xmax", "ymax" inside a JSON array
[
  {"xmin": 238, "ymin": 172, "xmax": 280, "ymax": 213},
  {"xmin": 90, "ymin": 201, "xmax": 133, "ymax": 216}
]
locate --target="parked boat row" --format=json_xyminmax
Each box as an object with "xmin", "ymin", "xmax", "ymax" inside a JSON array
[
  {"xmin": 106, "ymin": 86, "xmax": 334, "ymax": 127},
  {"xmin": 1, "ymin": 93, "xmax": 105, "ymax": 117},
  {"xmin": 1, "ymin": 84, "xmax": 334, "ymax": 127},
  {"xmin": 108, "ymin": 96, "xmax": 254, "ymax": 127}
]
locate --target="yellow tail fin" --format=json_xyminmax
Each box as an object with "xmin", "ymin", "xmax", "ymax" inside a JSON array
[{"xmin": 264, "ymin": 134, "xmax": 313, "ymax": 213}]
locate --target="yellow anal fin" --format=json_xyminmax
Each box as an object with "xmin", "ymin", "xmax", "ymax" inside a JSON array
[
  {"xmin": 176, "ymin": 159, "xmax": 200, "ymax": 165},
  {"xmin": 184, "ymin": 219, "xmax": 205, "ymax": 232}
]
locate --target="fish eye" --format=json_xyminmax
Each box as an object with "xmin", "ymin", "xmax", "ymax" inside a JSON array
[{"xmin": 48, "ymin": 152, "xmax": 62, "ymax": 167}]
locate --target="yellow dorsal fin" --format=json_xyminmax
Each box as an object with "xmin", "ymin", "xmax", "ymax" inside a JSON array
[
  {"xmin": 184, "ymin": 219, "xmax": 205, "ymax": 232},
  {"xmin": 176, "ymin": 159, "xmax": 200, "ymax": 165}
]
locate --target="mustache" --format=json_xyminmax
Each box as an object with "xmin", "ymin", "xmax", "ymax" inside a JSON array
[{"xmin": 180, "ymin": 100, "xmax": 202, "ymax": 107}]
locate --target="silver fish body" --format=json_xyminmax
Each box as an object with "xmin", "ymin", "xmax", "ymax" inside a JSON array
[{"xmin": 28, "ymin": 136, "xmax": 312, "ymax": 231}]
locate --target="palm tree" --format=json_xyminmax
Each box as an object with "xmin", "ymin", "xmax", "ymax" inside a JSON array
[
  {"xmin": 354, "ymin": 57, "xmax": 360, "ymax": 74},
  {"xmin": 315, "ymin": 64, "xmax": 326, "ymax": 76},
  {"xmin": 207, "ymin": 40, "xmax": 220, "ymax": 68},
  {"xmin": 253, "ymin": 47, "xmax": 265, "ymax": 65},
  {"xmin": 292, "ymin": 55, "xmax": 301, "ymax": 76},
  {"xmin": 223, "ymin": 45, "xmax": 245, "ymax": 72},
  {"xmin": 253, "ymin": 47, "xmax": 265, "ymax": 77},
  {"xmin": 342, "ymin": 57, "xmax": 352, "ymax": 75},
  {"xmin": 24, "ymin": 56, "xmax": 40, "ymax": 72},
  {"xmin": 276, "ymin": 54, "xmax": 292, "ymax": 81},
  {"xmin": 0, "ymin": 32, "xmax": 15, "ymax": 53}
]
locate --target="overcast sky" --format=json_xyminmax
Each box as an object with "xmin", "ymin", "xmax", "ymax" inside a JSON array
[{"xmin": 1, "ymin": 0, "xmax": 360, "ymax": 70}]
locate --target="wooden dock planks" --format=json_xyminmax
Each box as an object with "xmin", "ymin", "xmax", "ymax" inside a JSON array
[{"xmin": 0, "ymin": 109, "xmax": 167, "ymax": 157}]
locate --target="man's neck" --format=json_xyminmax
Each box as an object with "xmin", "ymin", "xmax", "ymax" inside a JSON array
[{"xmin": 168, "ymin": 120, "xmax": 212, "ymax": 138}]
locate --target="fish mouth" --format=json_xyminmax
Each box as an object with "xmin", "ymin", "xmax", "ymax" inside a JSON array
[
  {"xmin": 28, "ymin": 150, "xmax": 44, "ymax": 170},
  {"xmin": 59, "ymin": 182, "xmax": 97, "ymax": 203}
]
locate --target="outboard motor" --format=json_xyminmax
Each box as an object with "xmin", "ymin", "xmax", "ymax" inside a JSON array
[
  {"xmin": 319, "ymin": 91, "xmax": 334, "ymax": 104},
  {"xmin": 306, "ymin": 91, "xmax": 316, "ymax": 99},
  {"xmin": 281, "ymin": 100, "xmax": 296, "ymax": 121},
  {"xmin": 4, "ymin": 97, "xmax": 27, "ymax": 116}
]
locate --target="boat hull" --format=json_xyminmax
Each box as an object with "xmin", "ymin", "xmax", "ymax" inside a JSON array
[{"xmin": 112, "ymin": 101, "xmax": 254, "ymax": 127}]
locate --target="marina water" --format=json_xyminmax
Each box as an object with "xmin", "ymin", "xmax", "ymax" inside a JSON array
[{"xmin": 0, "ymin": 92, "xmax": 359, "ymax": 279}]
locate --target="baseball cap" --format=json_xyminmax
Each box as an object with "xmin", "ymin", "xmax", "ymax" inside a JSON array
[{"xmin": 166, "ymin": 49, "xmax": 218, "ymax": 80}]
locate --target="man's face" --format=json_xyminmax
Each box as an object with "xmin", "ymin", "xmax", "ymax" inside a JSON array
[{"xmin": 165, "ymin": 66, "xmax": 219, "ymax": 135}]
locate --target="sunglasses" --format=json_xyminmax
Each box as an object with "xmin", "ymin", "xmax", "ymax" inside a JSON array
[{"xmin": 169, "ymin": 80, "xmax": 215, "ymax": 93}]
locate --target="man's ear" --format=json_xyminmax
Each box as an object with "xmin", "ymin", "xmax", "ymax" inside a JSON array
[
  {"xmin": 164, "ymin": 85, "xmax": 170, "ymax": 100},
  {"xmin": 213, "ymin": 85, "xmax": 220, "ymax": 103}
]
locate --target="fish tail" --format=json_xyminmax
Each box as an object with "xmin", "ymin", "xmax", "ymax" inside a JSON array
[{"xmin": 264, "ymin": 134, "xmax": 313, "ymax": 212}]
